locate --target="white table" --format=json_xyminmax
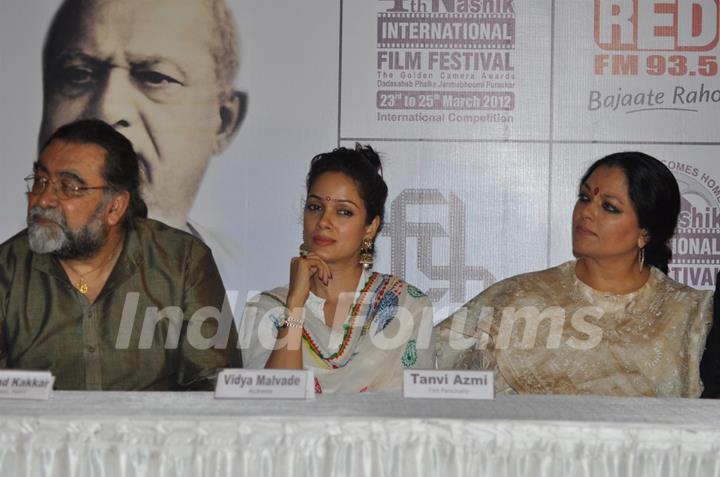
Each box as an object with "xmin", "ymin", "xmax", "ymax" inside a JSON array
[{"xmin": 1, "ymin": 392, "xmax": 719, "ymax": 477}]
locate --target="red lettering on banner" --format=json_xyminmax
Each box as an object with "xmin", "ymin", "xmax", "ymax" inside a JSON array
[
  {"xmin": 595, "ymin": 0, "xmax": 719, "ymax": 51},
  {"xmin": 594, "ymin": 54, "xmax": 640, "ymax": 74}
]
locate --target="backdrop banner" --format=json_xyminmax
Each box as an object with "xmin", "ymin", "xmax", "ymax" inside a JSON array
[{"xmin": 1, "ymin": 0, "xmax": 718, "ymax": 322}]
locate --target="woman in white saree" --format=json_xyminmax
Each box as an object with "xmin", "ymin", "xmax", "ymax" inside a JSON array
[
  {"xmin": 437, "ymin": 151, "xmax": 713, "ymax": 397},
  {"xmin": 240, "ymin": 145, "xmax": 434, "ymax": 393}
]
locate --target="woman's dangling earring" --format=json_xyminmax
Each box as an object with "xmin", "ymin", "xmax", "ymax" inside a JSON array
[
  {"xmin": 638, "ymin": 247, "xmax": 645, "ymax": 271},
  {"xmin": 359, "ymin": 238, "xmax": 374, "ymax": 270}
]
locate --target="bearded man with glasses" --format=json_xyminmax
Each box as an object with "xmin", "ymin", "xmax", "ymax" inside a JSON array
[
  {"xmin": 25, "ymin": 168, "xmax": 113, "ymax": 263},
  {"xmin": 0, "ymin": 119, "xmax": 241, "ymax": 390}
]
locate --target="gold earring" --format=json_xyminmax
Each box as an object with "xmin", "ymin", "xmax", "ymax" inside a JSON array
[
  {"xmin": 638, "ymin": 247, "xmax": 645, "ymax": 271},
  {"xmin": 359, "ymin": 238, "xmax": 374, "ymax": 270}
]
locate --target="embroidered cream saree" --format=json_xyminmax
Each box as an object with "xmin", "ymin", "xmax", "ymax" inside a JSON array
[{"xmin": 437, "ymin": 261, "xmax": 713, "ymax": 397}]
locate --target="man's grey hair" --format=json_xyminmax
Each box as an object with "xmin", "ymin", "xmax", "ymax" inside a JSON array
[
  {"xmin": 43, "ymin": 0, "xmax": 240, "ymax": 94},
  {"xmin": 207, "ymin": 0, "xmax": 240, "ymax": 94}
]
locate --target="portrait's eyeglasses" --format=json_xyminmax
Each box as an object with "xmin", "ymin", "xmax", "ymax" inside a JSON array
[{"xmin": 24, "ymin": 174, "xmax": 110, "ymax": 200}]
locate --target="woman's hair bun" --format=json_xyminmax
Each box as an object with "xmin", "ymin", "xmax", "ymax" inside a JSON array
[{"xmin": 354, "ymin": 143, "xmax": 383, "ymax": 175}]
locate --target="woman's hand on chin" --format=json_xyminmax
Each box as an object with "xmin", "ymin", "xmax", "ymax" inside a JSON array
[{"xmin": 287, "ymin": 252, "xmax": 332, "ymax": 309}]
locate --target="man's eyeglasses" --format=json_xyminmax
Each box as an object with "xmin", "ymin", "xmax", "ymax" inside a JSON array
[{"xmin": 24, "ymin": 174, "xmax": 110, "ymax": 200}]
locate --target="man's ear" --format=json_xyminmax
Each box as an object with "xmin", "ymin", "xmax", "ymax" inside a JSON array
[
  {"xmin": 106, "ymin": 191, "xmax": 130, "ymax": 227},
  {"xmin": 214, "ymin": 90, "xmax": 246, "ymax": 155}
]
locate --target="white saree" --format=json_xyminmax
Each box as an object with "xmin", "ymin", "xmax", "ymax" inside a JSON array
[{"xmin": 240, "ymin": 271, "xmax": 435, "ymax": 393}]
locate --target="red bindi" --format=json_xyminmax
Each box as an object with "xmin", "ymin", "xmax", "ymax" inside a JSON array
[
  {"xmin": 593, "ymin": 187, "xmax": 600, "ymax": 196},
  {"xmin": 325, "ymin": 196, "xmax": 331, "ymax": 202}
]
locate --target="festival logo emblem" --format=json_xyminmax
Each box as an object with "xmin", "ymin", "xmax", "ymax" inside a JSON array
[
  {"xmin": 664, "ymin": 160, "xmax": 720, "ymax": 288},
  {"xmin": 381, "ymin": 188, "xmax": 495, "ymax": 303}
]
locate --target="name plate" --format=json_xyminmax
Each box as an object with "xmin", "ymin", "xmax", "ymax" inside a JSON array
[
  {"xmin": 215, "ymin": 369, "xmax": 315, "ymax": 400},
  {"xmin": 403, "ymin": 370, "xmax": 494, "ymax": 400},
  {"xmin": 0, "ymin": 370, "xmax": 55, "ymax": 400}
]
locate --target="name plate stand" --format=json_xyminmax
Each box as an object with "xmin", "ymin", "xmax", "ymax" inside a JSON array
[
  {"xmin": 0, "ymin": 370, "xmax": 55, "ymax": 400},
  {"xmin": 403, "ymin": 370, "xmax": 494, "ymax": 400},
  {"xmin": 215, "ymin": 369, "xmax": 316, "ymax": 400}
]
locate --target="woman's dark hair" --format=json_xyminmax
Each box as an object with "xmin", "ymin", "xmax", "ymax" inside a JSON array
[
  {"xmin": 40, "ymin": 119, "xmax": 148, "ymax": 229},
  {"xmin": 579, "ymin": 151, "xmax": 680, "ymax": 274},
  {"xmin": 306, "ymin": 144, "xmax": 388, "ymax": 233}
]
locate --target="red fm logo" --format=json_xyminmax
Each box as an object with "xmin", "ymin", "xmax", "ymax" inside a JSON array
[{"xmin": 595, "ymin": 0, "xmax": 719, "ymax": 51}]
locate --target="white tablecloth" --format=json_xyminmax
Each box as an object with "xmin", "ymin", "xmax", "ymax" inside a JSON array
[{"xmin": 1, "ymin": 392, "xmax": 719, "ymax": 477}]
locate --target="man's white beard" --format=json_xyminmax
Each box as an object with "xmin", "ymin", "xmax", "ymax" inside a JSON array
[{"xmin": 27, "ymin": 202, "xmax": 109, "ymax": 260}]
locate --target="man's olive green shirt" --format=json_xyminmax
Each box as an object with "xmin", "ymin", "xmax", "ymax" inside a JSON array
[{"xmin": 0, "ymin": 219, "xmax": 241, "ymax": 390}]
